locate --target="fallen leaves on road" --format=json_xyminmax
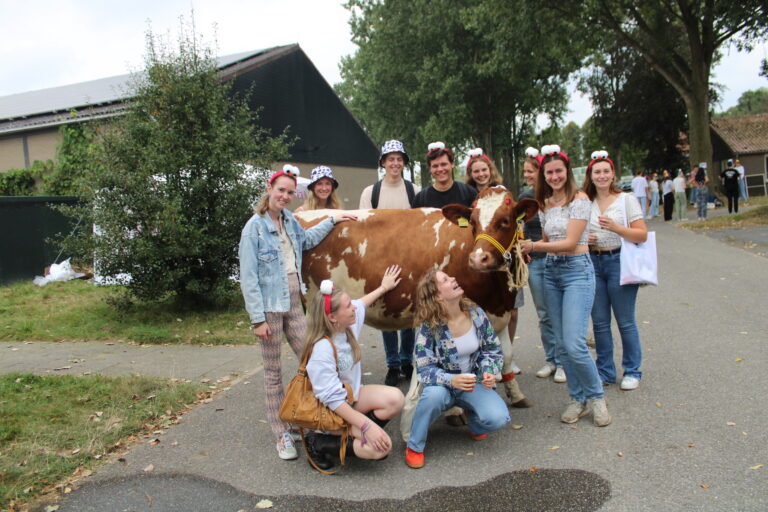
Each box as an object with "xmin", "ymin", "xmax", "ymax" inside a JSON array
[
  {"xmin": 688, "ymin": 443, "xmax": 696, "ymax": 448},
  {"xmin": 726, "ymin": 422, "xmax": 736, "ymax": 426},
  {"xmin": 466, "ymin": 452, "xmax": 474, "ymax": 456},
  {"xmin": 143, "ymin": 464, "xmax": 154, "ymax": 472},
  {"xmin": 145, "ymin": 492, "xmax": 153, "ymax": 505},
  {"xmin": 510, "ymin": 424, "xmax": 523, "ymax": 430},
  {"xmin": 735, "ymin": 358, "xmax": 743, "ymax": 362},
  {"xmin": 655, "ymin": 402, "xmax": 662, "ymax": 408},
  {"xmin": 529, "ymin": 467, "xmax": 538, "ymax": 472},
  {"xmin": 700, "ymin": 484, "xmax": 709, "ymax": 489},
  {"xmin": 256, "ymin": 499, "xmax": 274, "ymax": 508},
  {"xmin": 549, "ymin": 446, "xmax": 560, "ymax": 450},
  {"xmin": 749, "ymin": 464, "xmax": 763, "ymax": 470},
  {"xmin": 617, "ymin": 452, "xmax": 624, "ymax": 457}
]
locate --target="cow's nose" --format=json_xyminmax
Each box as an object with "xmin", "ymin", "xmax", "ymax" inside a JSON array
[{"xmin": 469, "ymin": 250, "xmax": 492, "ymax": 269}]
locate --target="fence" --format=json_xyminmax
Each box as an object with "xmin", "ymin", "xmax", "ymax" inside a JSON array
[{"xmin": 0, "ymin": 196, "xmax": 79, "ymax": 285}]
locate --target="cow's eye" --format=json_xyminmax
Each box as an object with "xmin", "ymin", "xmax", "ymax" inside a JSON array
[{"xmin": 499, "ymin": 218, "xmax": 510, "ymax": 228}]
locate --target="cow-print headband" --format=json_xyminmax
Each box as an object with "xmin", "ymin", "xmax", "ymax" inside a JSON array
[{"xmin": 320, "ymin": 279, "xmax": 335, "ymax": 316}]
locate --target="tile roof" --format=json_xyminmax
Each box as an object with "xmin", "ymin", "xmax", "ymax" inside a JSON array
[{"xmin": 710, "ymin": 113, "xmax": 768, "ymax": 155}]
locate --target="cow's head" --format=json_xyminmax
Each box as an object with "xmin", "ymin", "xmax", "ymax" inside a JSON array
[{"xmin": 443, "ymin": 187, "xmax": 538, "ymax": 271}]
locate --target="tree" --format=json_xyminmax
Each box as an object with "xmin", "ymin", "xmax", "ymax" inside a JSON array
[
  {"xmin": 337, "ymin": 0, "xmax": 588, "ymax": 190},
  {"xmin": 548, "ymin": 0, "xmax": 768, "ymax": 189},
  {"xmin": 718, "ymin": 87, "xmax": 768, "ymax": 117},
  {"xmin": 62, "ymin": 22, "xmax": 289, "ymax": 307},
  {"xmin": 44, "ymin": 120, "xmax": 100, "ymax": 196},
  {"xmin": 578, "ymin": 37, "xmax": 690, "ymax": 173}
]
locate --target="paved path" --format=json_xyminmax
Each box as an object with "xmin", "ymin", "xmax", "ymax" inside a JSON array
[{"xmin": 4, "ymin": 216, "xmax": 767, "ymax": 512}]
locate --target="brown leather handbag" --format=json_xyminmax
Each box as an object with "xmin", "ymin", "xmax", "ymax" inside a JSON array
[{"xmin": 279, "ymin": 339, "xmax": 352, "ymax": 474}]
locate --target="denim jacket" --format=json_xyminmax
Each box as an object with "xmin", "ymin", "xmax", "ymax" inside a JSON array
[
  {"xmin": 239, "ymin": 210, "xmax": 334, "ymax": 324},
  {"xmin": 414, "ymin": 306, "xmax": 503, "ymax": 388}
]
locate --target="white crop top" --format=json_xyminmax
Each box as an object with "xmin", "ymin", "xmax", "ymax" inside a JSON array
[
  {"xmin": 540, "ymin": 198, "xmax": 591, "ymax": 246},
  {"xmin": 588, "ymin": 193, "xmax": 643, "ymax": 249}
]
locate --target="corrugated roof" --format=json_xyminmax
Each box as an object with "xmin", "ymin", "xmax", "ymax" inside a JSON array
[
  {"xmin": 0, "ymin": 47, "xmax": 284, "ymax": 121},
  {"xmin": 710, "ymin": 113, "xmax": 768, "ymax": 155}
]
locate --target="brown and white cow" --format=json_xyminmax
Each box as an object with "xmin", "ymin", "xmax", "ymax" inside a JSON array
[{"xmin": 294, "ymin": 187, "xmax": 538, "ymax": 389}]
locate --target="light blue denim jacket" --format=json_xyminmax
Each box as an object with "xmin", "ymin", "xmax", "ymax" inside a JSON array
[{"xmin": 239, "ymin": 210, "xmax": 334, "ymax": 324}]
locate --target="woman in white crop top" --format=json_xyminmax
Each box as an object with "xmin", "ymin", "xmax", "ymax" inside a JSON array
[
  {"xmin": 520, "ymin": 145, "xmax": 611, "ymax": 427},
  {"xmin": 583, "ymin": 152, "xmax": 647, "ymax": 391}
]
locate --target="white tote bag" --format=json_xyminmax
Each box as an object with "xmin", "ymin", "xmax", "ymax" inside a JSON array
[{"xmin": 619, "ymin": 194, "xmax": 658, "ymax": 286}]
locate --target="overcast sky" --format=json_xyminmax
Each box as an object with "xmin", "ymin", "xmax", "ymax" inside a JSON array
[{"xmin": 1, "ymin": 0, "xmax": 766, "ymax": 126}]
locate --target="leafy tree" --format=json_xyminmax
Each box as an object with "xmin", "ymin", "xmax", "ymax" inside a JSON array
[
  {"xmin": 718, "ymin": 87, "xmax": 768, "ymax": 117},
  {"xmin": 44, "ymin": 120, "xmax": 100, "ymax": 196},
  {"xmin": 578, "ymin": 37, "xmax": 690, "ymax": 173},
  {"xmin": 337, "ymin": 0, "xmax": 588, "ymax": 190},
  {"xmin": 61, "ymin": 23, "xmax": 289, "ymax": 307},
  {"xmin": 545, "ymin": 0, "xmax": 768, "ymax": 189}
]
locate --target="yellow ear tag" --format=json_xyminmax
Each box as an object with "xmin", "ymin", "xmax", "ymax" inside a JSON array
[{"xmin": 458, "ymin": 217, "xmax": 469, "ymax": 228}]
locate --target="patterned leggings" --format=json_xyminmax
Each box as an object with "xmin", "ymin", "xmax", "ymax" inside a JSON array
[{"xmin": 261, "ymin": 273, "xmax": 306, "ymax": 439}]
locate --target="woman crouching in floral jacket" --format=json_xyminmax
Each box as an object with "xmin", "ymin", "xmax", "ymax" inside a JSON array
[{"xmin": 404, "ymin": 268, "xmax": 510, "ymax": 469}]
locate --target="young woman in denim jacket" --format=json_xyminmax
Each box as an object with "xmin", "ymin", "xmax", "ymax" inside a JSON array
[
  {"xmin": 239, "ymin": 166, "xmax": 356, "ymax": 461},
  {"xmin": 520, "ymin": 145, "xmax": 611, "ymax": 427},
  {"xmin": 583, "ymin": 151, "xmax": 647, "ymax": 391},
  {"xmin": 404, "ymin": 268, "xmax": 509, "ymax": 469}
]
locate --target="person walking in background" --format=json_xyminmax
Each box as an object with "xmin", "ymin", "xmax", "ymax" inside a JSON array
[
  {"xmin": 294, "ymin": 166, "xmax": 342, "ymax": 213},
  {"xmin": 721, "ymin": 160, "xmax": 741, "ymax": 214},
  {"xmin": 520, "ymin": 147, "xmax": 564, "ymax": 384},
  {"xmin": 694, "ymin": 163, "xmax": 709, "ymax": 221},
  {"xmin": 673, "ymin": 170, "xmax": 688, "ymax": 221},
  {"xmin": 735, "ymin": 159, "xmax": 748, "ymax": 204},
  {"xmin": 662, "ymin": 171, "xmax": 674, "ymax": 221},
  {"xmin": 520, "ymin": 144, "xmax": 611, "ymax": 427},
  {"xmin": 648, "ymin": 173, "xmax": 660, "ymax": 218},
  {"xmin": 239, "ymin": 166, "xmax": 356, "ymax": 461},
  {"xmin": 360, "ymin": 140, "xmax": 421, "ymax": 387},
  {"xmin": 583, "ymin": 150, "xmax": 648, "ymax": 391},
  {"xmin": 688, "ymin": 164, "xmax": 699, "ymax": 206},
  {"xmin": 630, "ymin": 170, "xmax": 649, "ymax": 219}
]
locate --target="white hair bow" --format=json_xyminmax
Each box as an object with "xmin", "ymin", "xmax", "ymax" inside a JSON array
[{"xmin": 319, "ymin": 279, "xmax": 334, "ymax": 295}]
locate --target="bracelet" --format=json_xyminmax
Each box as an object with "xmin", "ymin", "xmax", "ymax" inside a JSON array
[{"xmin": 360, "ymin": 421, "xmax": 371, "ymax": 446}]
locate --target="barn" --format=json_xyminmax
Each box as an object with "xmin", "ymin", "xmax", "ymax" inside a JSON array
[
  {"xmin": 710, "ymin": 113, "xmax": 768, "ymax": 197},
  {"xmin": 0, "ymin": 44, "xmax": 379, "ymax": 207}
]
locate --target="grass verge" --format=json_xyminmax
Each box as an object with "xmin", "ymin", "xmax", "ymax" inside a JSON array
[
  {"xmin": 0, "ymin": 373, "xmax": 205, "ymax": 510},
  {"xmin": 681, "ymin": 195, "xmax": 768, "ymax": 230},
  {"xmin": 0, "ymin": 281, "xmax": 254, "ymax": 344}
]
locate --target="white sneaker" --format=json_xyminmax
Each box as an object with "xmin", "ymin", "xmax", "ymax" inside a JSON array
[
  {"xmin": 553, "ymin": 366, "xmax": 567, "ymax": 383},
  {"xmin": 276, "ymin": 432, "xmax": 298, "ymax": 460},
  {"xmin": 560, "ymin": 399, "xmax": 588, "ymax": 423},
  {"xmin": 536, "ymin": 362, "xmax": 556, "ymax": 378},
  {"xmin": 620, "ymin": 376, "xmax": 640, "ymax": 390},
  {"xmin": 509, "ymin": 361, "xmax": 522, "ymax": 374},
  {"xmin": 588, "ymin": 398, "xmax": 612, "ymax": 427}
]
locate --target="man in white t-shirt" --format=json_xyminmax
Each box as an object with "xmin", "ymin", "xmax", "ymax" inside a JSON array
[
  {"xmin": 735, "ymin": 158, "xmax": 748, "ymax": 203},
  {"xmin": 359, "ymin": 140, "xmax": 421, "ymax": 386},
  {"xmin": 630, "ymin": 170, "xmax": 649, "ymax": 219}
]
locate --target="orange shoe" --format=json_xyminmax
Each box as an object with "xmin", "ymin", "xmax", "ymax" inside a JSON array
[
  {"xmin": 469, "ymin": 432, "xmax": 487, "ymax": 441},
  {"xmin": 405, "ymin": 447, "xmax": 424, "ymax": 468}
]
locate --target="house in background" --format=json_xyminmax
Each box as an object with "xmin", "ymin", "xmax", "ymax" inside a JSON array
[
  {"xmin": 0, "ymin": 44, "xmax": 379, "ymax": 207},
  {"xmin": 710, "ymin": 113, "xmax": 768, "ymax": 197}
]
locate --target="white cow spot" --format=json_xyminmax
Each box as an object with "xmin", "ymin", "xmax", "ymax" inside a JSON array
[
  {"xmin": 417, "ymin": 208, "xmax": 440, "ymax": 215},
  {"xmin": 474, "ymin": 248, "xmax": 483, "ymax": 256},
  {"xmin": 325, "ymin": 255, "xmax": 331, "ymax": 262},
  {"xmin": 295, "ymin": 209, "xmax": 376, "ymax": 223},
  {"xmin": 476, "ymin": 192, "xmax": 506, "ymax": 230},
  {"xmin": 438, "ymin": 254, "xmax": 451, "ymax": 269},
  {"xmin": 339, "ymin": 227, "xmax": 350, "ymax": 238},
  {"xmin": 448, "ymin": 240, "xmax": 456, "ymax": 250},
  {"xmin": 432, "ymin": 218, "xmax": 445, "ymax": 246},
  {"xmin": 341, "ymin": 247, "xmax": 352, "ymax": 255},
  {"xmin": 358, "ymin": 239, "xmax": 368, "ymax": 257}
]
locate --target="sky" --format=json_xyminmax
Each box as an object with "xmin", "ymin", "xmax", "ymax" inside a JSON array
[{"xmin": 1, "ymin": 0, "xmax": 766, "ymax": 126}]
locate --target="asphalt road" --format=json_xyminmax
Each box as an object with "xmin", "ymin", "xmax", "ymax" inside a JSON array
[{"xmin": 8, "ymin": 216, "xmax": 767, "ymax": 511}]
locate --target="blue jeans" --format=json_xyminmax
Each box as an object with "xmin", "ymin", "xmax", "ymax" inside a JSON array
[
  {"xmin": 637, "ymin": 196, "xmax": 648, "ymax": 217},
  {"xmin": 739, "ymin": 179, "xmax": 748, "ymax": 201},
  {"xmin": 689, "ymin": 187, "xmax": 697, "ymax": 205},
  {"xmin": 544, "ymin": 254, "xmax": 604, "ymax": 403},
  {"xmin": 527, "ymin": 257, "xmax": 558, "ymax": 366},
  {"xmin": 590, "ymin": 252, "xmax": 642, "ymax": 383},
  {"xmin": 650, "ymin": 191, "xmax": 659, "ymax": 217},
  {"xmin": 383, "ymin": 329, "xmax": 415, "ymax": 369},
  {"xmin": 407, "ymin": 383, "xmax": 510, "ymax": 452},
  {"xmin": 696, "ymin": 187, "xmax": 708, "ymax": 219}
]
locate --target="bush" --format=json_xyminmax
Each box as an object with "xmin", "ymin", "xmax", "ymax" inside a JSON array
[
  {"xmin": 60, "ymin": 22, "xmax": 290, "ymax": 307},
  {"xmin": 0, "ymin": 161, "xmax": 52, "ymax": 196}
]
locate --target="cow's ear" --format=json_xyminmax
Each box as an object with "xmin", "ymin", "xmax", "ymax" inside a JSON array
[
  {"xmin": 442, "ymin": 204, "xmax": 473, "ymax": 226},
  {"xmin": 513, "ymin": 198, "xmax": 539, "ymax": 222}
]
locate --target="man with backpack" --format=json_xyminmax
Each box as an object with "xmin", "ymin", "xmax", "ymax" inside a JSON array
[{"xmin": 360, "ymin": 140, "xmax": 421, "ymax": 386}]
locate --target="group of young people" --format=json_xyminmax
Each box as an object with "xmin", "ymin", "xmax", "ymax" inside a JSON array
[{"xmin": 238, "ymin": 140, "xmax": 648, "ymax": 472}]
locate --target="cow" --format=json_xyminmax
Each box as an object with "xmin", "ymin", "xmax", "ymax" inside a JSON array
[{"xmin": 294, "ymin": 187, "xmax": 539, "ymax": 407}]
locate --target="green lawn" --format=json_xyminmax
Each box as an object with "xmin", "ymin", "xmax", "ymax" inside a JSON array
[
  {"xmin": 681, "ymin": 195, "xmax": 768, "ymax": 230},
  {"xmin": 0, "ymin": 280, "xmax": 255, "ymax": 344},
  {"xmin": 0, "ymin": 373, "xmax": 204, "ymax": 509}
]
